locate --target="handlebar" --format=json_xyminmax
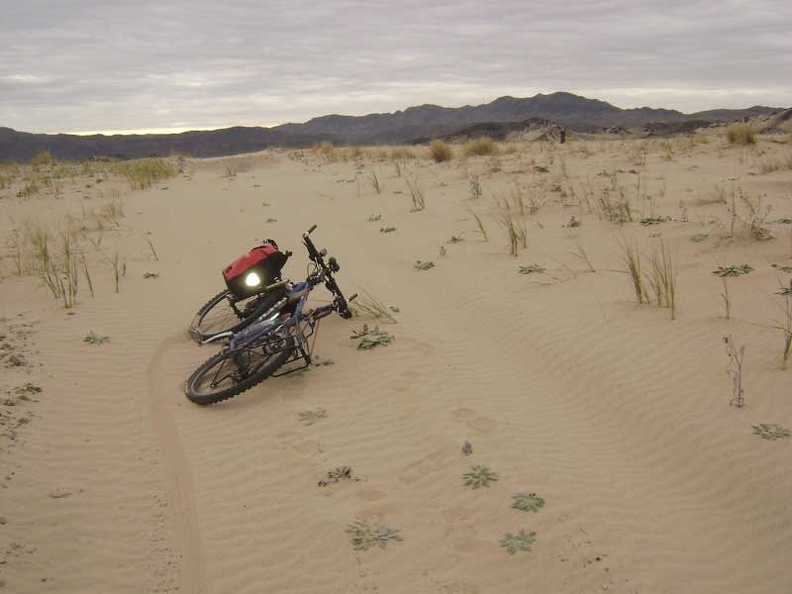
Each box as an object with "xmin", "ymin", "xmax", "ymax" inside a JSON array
[{"xmin": 301, "ymin": 224, "xmax": 353, "ymax": 318}]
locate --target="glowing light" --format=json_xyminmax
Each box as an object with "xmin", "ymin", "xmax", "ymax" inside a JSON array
[{"xmin": 244, "ymin": 272, "xmax": 261, "ymax": 287}]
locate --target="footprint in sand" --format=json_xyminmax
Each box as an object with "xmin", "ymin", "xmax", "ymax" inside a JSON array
[
  {"xmin": 396, "ymin": 449, "xmax": 449, "ymax": 485},
  {"xmin": 450, "ymin": 408, "xmax": 494, "ymax": 435},
  {"xmin": 276, "ymin": 430, "xmax": 323, "ymax": 456}
]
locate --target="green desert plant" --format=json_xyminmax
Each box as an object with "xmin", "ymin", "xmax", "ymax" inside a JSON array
[
  {"xmin": 499, "ymin": 530, "xmax": 536, "ymax": 554},
  {"xmin": 428, "ymin": 140, "xmax": 453, "ymax": 163},
  {"xmin": 518, "ymin": 264, "xmax": 545, "ymax": 275},
  {"xmin": 714, "ymin": 264, "xmax": 753, "ymax": 319},
  {"xmin": 366, "ymin": 214, "xmax": 382, "ymax": 222},
  {"xmin": 83, "ymin": 330, "xmax": 109, "ymax": 345},
  {"xmin": 347, "ymin": 520, "xmax": 402, "ymax": 551},
  {"xmin": 768, "ymin": 295, "xmax": 792, "ymax": 370},
  {"xmin": 462, "ymin": 464, "xmax": 498, "ymax": 489},
  {"xmin": 351, "ymin": 324, "xmax": 395, "ymax": 349},
  {"xmin": 379, "ymin": 226, "xmax": 396, "ymax": 233},
  {"xmin": 494, "ymin": 193, "xmax": 527, "ymax": 257},
  {"xmin": 414, "ymin": 260, "xmax": 434, "ymax": 271},
  {"xmin": 752, "ymin": 423, "xmax": 791, "ymax": 440},
  {"xmin": 724, "ymin": 335, "xmax": 745, "ymax": 408},
  {"xmin": 511, "ymin": 492, "xmax": 545, "ymax": 513}
]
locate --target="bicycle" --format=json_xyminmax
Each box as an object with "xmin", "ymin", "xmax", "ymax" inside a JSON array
[{"xmin": 184, "ymin": 225, "xmax": 355, "ymax": 405}]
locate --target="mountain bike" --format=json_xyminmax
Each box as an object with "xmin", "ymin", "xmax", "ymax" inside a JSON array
[{"xmin": 184, "ymin": 225, "xmax": 355, "ymax": 405}]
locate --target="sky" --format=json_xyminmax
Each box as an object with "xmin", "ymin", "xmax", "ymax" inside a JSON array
[{"xmin": 1, "ymin": 0, "xmax": 790, "ymax": 135}]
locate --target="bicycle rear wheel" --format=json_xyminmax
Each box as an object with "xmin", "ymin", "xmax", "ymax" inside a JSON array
[
  {"xmin": 185, "ymin": 331, "xmax": 295, "ymax": 405},
  {"xmin": 189, "ymin": 286, "xmax": 287, "ymax": 343}
]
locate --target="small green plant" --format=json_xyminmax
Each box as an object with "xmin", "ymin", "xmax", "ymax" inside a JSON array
[
  {"xmin": 351, "ymin": 324, "xmax": 394, "ymax": 349},
  {"xmin": 367, "ymin": 214, "xmax": 382, "ymax": 222},
  {"xmin": 298, "ymin": 407, "xmax": 328, "ymax": 426},
  {"xmin": 511, "ymin": 492, "xmax": 545, "ymax": 512},
  {"xmin": 370, "ymin": 171, "xmax": 381, "ymax": 194},
  {"xmin": 448, "ymin": 235, "xmax": 464, "ymax": 244},
  {"xmin": 640, "ymin": 216, "xmax": 671, "ymax": 226},
  {"xmin": 724, "ymin": 335, "xmax": 745, "ymax": 408},
  {"xmin": 347, "ymin": 520, "xmax": 402, "ymax": 551},
  {"xmin": 499, "ymin": 529, "xmax": 536, "ymax": 554},
  {"xmin": 714, "ymin": 265, "xmax": 753, "ymax": 319},
  {"xmin": 379, "ymin": 226, "xmax": 397, "ymax": 233},
  {"xmin": 414, "ymin": 260, "xmax": 434, "ymax": 271},
  {"xmin": 563, "ymin": 215, "xmax": 581, "ymax": 228},
  {"xmin": 84, "ymin": 330, "xmax": 109, "ymax": 345},
  {"xmin": 463, "ymin": 464, "xmax": 498, "ymax": 489},
  {"xmin": 518, "ymin": 264, "xmax": 545, "ymax": 274},
  {"xmin": 533, "ymin": 165, "xmax": 549, "ymax": 173},
  {"xmin": 713, "ymin": 264, "xmax": 754, "ymax": 277},
  {"xmin": 752, "ymin": 423, "xmax": 791, "ymax": 440}
]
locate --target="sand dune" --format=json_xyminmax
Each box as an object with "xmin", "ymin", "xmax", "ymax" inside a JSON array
[{"xmin": 1, "ymin": 130, "xmax": 791, "ymax": 593}]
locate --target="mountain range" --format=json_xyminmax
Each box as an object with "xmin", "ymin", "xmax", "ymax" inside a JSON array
[{"xmin": 0, "ymin": 92, "xmax": 786, "ymax": 162}]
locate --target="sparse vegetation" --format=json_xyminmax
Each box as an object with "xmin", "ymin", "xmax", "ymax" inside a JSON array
[
  {"xmin": 714, "ymin": 264, "xmax": 753, "ymax": 319},
  {"xmin": 724, "ymin": 335, "xmax": 745, "ymax": 408},
  {"xmin": 752, "ymin": 423, "xmax": 791, "ymax": 440},
  {"xmin": 500, "ymin": 530, "xmax": 536, "ymax": 554},
  {"xmin": 518, "ymin": 264, "xmax": 545, "ymax": 275},
  {"xmin": 406, "ymin": 177, "xmax": 426, "ymax": 211},
  {"xmin": 347, "ymin": 520, "xmax": 402, "ymax": 551},
  {"xmin": 727, "ymin": 123, "xmax": 757, "ymax": 145},
  {"xmin": 511, "ymin": 492, "xmax": 545, "ymax": 512},
  {"xmin": 428, "ymin": 140, "xmax": 453, "ymax": 163},
  {"xmin": 350, "ymin": 324, "xmax": 395, "ymax": 349},
  {"xmin": 120, "ymin": 158, "xmax": 177, "ymax": 190},
  {"xmin": 463, "ymin": 136, "xmax": 499, "ymax": 157},
  {"xmin": 414, "ymin": 260, "xmax": 434, "ymax": 271},
  {"xmin": 84, "ymin": 330, "xmax": 110, "ymax": 345},
  {"xmin": 463, "ymin": 464, "xmax": 498, "ymax": 489}
]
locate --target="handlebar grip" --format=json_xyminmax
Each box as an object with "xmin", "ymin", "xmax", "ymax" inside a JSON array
[{"xmin": 308, "ymin": 224, "xmax": 317, "ymax": 234}]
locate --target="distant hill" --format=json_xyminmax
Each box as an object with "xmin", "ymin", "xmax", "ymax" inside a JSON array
[{"xmin": 0, "ymin": 92, "xmax": 785, "ymax": 162}]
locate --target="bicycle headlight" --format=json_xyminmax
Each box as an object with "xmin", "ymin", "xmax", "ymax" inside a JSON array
[{"xmin": 244, "ymin": 271, "xmax": 262, "ymax": 287}]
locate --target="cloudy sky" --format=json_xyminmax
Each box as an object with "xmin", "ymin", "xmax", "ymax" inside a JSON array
[{"xmin": 2, "ymin": 0, "xmax": 790, "ymax": 135}]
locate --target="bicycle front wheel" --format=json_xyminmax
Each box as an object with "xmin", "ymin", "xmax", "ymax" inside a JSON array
[
  {"xmin": 189, "ymin": 286, "xmax": 287, "ymax": 343},
  {"xmin": 184, "ymin": 332, "xmax": 295, "ymax": 405}
]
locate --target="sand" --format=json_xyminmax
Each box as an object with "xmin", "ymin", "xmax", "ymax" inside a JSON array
[{"xmin": 1, "ymin": 131, "xmax": 791, "ymax": 593}]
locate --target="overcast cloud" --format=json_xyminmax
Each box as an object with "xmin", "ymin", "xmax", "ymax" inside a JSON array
[{"xmin": 1, "ymin": 0, "xmax": 790, "ymax": 134}]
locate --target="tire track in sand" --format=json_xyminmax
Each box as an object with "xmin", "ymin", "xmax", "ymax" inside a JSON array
[{"xmin": 147, "ymin": 334, "xmax": 207, "ymax": 594}]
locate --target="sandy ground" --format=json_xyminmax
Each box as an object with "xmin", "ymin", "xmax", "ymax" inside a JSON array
[{"xmin": 1, "ymin": 132, "xmax": 791, "ymax": 593}]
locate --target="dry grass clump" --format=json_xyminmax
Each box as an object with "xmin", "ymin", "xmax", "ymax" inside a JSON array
[
  {"xmin": 620, "ymin": 238, "xmax": 677, "ymax": 319},
  {"xmin": 119, "ymin": 157, "xmax": 177, "ymax": 190},
  {"xmin": 726, "ymin": 123, "xmax": 757, "ymax": 145},
  {"xmin": 428, "ymin": 140, "xmax": 454, "ymax": 162},
  {"xmin": 463, "ymin": 136, "xmax": 499, "ymax": 157}
]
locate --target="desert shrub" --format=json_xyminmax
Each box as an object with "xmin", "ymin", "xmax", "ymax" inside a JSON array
[
  {"xmin": 119, "ymin": 158, "xmax": 177, "ymax": 190},
  {"xmin": 726, "ymin": 124, "xmax": 757, "ymax": 145},
  {"xmin": 428, "ymin": 140, "xmax": 453, "ymax": 162},
  {"xmin": 463, "ymin": 136, "xmax": 499, "ymax": 157},
  {"xmin": 30, "ymin": 150, "xmax": 54, "ymax": 167}
]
